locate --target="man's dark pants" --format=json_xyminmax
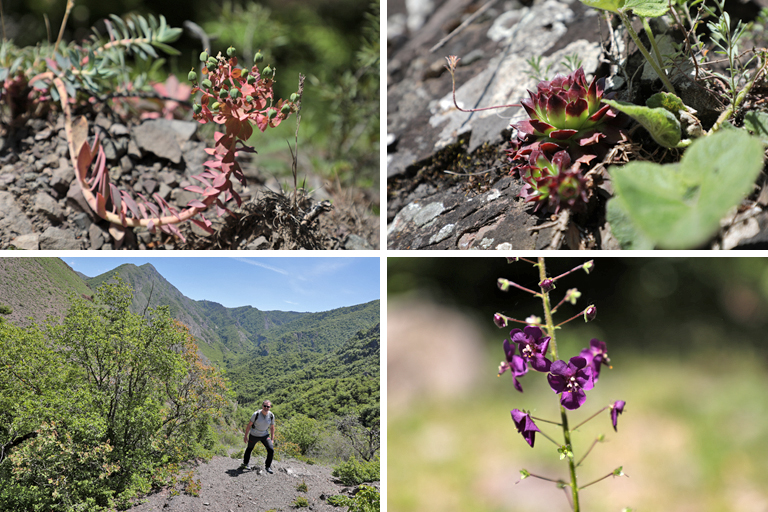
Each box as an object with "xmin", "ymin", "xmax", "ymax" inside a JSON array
[{"xmin": 243, "ymin": 435, "xmax": 274, "ymax": 468}]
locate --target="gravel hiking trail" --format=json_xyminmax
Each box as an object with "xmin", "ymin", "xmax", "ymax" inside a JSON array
[{"xmin": 127, "ymin": 455, "xmax": 370, "ymax": 511}]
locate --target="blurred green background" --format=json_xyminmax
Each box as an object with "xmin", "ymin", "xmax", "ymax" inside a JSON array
[
  {"xmin": 388, "ymin": 257, "xmax": 768, "ymax": 512},
  {"xmin": 1, "ymin": 0, "xmax": 379, "ymax": 200}
]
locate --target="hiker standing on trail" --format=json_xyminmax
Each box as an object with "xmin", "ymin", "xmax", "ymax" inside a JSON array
[{"xmin": 240, "ymin": 400, "xmax": 276, "ymax": 473}]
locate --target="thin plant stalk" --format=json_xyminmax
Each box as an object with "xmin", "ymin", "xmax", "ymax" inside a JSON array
[
  {"xmin": 538, "ymin": 257, "xmax": 580, "ymax": 512},
  {"xmin": 618, "ymin": 11, "xmax": 677, "ymax": 94}
]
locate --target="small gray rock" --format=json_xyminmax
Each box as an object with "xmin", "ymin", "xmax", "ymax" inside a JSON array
[
  {"xmin": 34, "ymin": 192, "xmax": 64, "ymax": 223},
  {"xmin": 39, "ymin": 226, "xmax": 81, "ymax": 250},
  {"xmin": 10, "ymin": 233, "xmax": 39, "ymax": 250}
]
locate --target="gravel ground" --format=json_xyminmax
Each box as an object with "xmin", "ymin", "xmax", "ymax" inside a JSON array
[{"xmin": 127, "ymin": 455, "xmax": 376, "ymax": 512}]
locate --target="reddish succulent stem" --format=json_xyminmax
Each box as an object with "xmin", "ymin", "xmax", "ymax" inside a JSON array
[{"xmin": 444, "ymin": 56, "xmax": 521, "ymax": 113}]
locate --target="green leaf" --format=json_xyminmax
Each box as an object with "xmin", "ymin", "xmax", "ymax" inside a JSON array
[
  {"xmin": 580, "ymin": 0, "xmax": 624, "ymax": 13},
  {"xmin": 608, "ymin": 130, "xmax": 765, "ymax": 248},
  {"xmin": 622, "ymin": 0, "xmax": 669, "ymax": 16},
  {"xmin": 603, "ymin": 99, "xmax": 681, "ymax": 148},
  {"xmin": 645, "ymin": 91, "xmax": 686, "ymax": 117},
  {"xmin": 743, "ymin": 111, "xmax": 768, "ymax": 145},
  {"xmin": 606, "ymin": 198, "xmax": 655, "ymax": 249}
]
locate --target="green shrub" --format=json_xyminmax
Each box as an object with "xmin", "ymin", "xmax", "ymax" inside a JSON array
[
  {"xmin": 332, "ymin": 456, "xmax": 380, "ymax": 486},
  {"xmin": 292, "ymin": 496, "xmax": 309, "ymax": 508},
  {"xmin": 327, "ymin": 486, "xmax": 380, "ymax": 512},
  {"xmin": 282, "ymin": 414, "xmax": 321, "ymax": 455}
]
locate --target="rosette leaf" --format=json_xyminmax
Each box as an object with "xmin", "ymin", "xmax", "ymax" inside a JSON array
[{"xmin": 518, "ymin": 149, "xmax": 589, "ymax": 212}]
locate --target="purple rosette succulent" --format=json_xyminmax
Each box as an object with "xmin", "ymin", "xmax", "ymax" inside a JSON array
[
  {"xmin": 518, "ymin": 149, "xmax": 589, "ymax": 212},
  {"xmin": 511, "ymin": 409, "xmax": 541, "ymax": 447},
  {"xmin": 510, "ymin": 326, "xmax": 552, "ymax": 372},
  {"xmin": 508, "ymin": 67, "xmax": 625, "ymax": 164},
  {"xmin": 499, "ymin": 339, "xmax": 528, "ymax": 392},
  {"xmin": 547, "ymin": 356, "xmax": 594, "ymax": 410}
]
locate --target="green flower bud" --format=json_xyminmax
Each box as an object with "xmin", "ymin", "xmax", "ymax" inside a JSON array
[
  {"xmin": 262, "ymin": 65, "xmax": 273, "ymax": 77},
  {"xmin": 280, "ymin": 103, "xmax": 290, "ymax": 114},
  {"xmin": 201, "ymin": 79, "xmax": 212, "ymax": 89},
  {"xmin": 207, "ymin": 57, "xmax": 218, "ymax": 69},
  {"xmin": 192, "ymin": 103, "xmax": 202, "ymax": 114},
  {"xmin": 290, "ymin": 93, "xmax": 299, "ymax": 103},
  {"xmin": 267, "ymin": 108, "xmax": 277, "ymax": 120},
  {"xmin": 253, "ymin": 51, "xmax": 264, "ymax": 63},
  {"xmin": 229, "ymin": 88, "xmax": 240, "ymax": 99},
  {"xmin": 245, "ymin": 95, "xmax": 254, "ymax": 102},
  {"xmin": 211, "ymin": 102, "xmax": 221, "ymax": 111},
  {"xmin": 219, "ymin": 88, "xmax": 228, "ymax": 99},
  {"xmin": 227, "ymin": 46, "xmax": 236, "ymax": 57},
  {"xmin": 246, "ymin": 74, "xmax": 256, "ymax": 85},
  {"xmin": 199, "ymin": 51, "xmax": 209, "ymax": 62},
  {"xmin": 187, "ymin": 69, "xmax": 197, "ymax": 82}
]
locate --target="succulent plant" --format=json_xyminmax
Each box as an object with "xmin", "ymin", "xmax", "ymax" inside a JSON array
[
  {"xmin": 509, "ymin": 67, "xmax": 624, "ymax": 164},
  {"xmin": 518, "ymin": 149, "xmax": 589, "ymax": 212}
]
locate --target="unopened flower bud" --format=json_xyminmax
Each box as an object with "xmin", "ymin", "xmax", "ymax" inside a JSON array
[
  {"xmin": 493, "ymin": 313, "xmax": 507, "ymax": 329},
  {"xmin": 219, "ymin": 88, "xmax": 228, "ymax": 99},
  {"xmin": 290, "ymin": 93, "xmax": 299, "ymax": 103},
  {"xmin": 263, "ymin": 65, "xmax": 273, "ymax": 77},
  {"xmin": 583, "ymin": 305, "xmax": 596, "ymax": 322},
  {"xmin": 201, "ymin": 79, "xmax": 212, "ymax": 89},
  {"xmin": 229, "ymin": 88, "xmax": 240, "ymax": 99},
  {"xmin": 247, "ymin": 74, "xmax": 256, "ymax": 85},
  {"xmin": 497, "ymin": 278, "xmax": 511, "ymax": 292},
  {"xmin": 207, "ymin": 57, "xmax": 218, "ymax": 69},
  {"xmin": 246, "ymin": 95, "xmax": 254, "ymax": 102},
  {"xmin": 539, "ymin": 279, "xmax": 555, "ymax": 293},
  {"xmin": 192, "ymin": 103, "xmax": 202, "ymax": 114},
  {"xmin": 227, "ymin": 46, "xmax": 236, "ymax": 57},
  {"xmin": 280, "ymin": 103, "xmax": 290, "ymax": 115},
  {"xmin": 583, "ymin": 260, "xmax": 594, "ymax": 274},
  {"xmin": 253, "ymin": 51, "xmax": 264, "ymax": 63},
  {"xmin": 199, "ymin": 51, "xmax": 209, "ymax": 62},
  {"xmin": 187, "ymin": 69, "xmax": 197, "ymax": 82},
  {"xmin": 267, "ymin": 108, "xmax": 277, "ymax": 119},
  {"xmin": 211, "ymin": 102, "xmax": 221, "ymax": 110}
]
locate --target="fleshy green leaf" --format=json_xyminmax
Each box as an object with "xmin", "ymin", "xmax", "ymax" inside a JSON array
[
  {"xmin": 607, "ymin": 130, "xmax": 765, "ymax": 249},
  {"xmin": 603, "ymin": 99, "xmax": 681, "ymax": 148}
]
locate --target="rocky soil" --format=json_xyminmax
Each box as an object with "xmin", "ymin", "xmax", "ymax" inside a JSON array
[
  {"xmin": 387, "ymin": 0, "xmax": 768, "ymax": 250},
  {"xmin": 0, "ymin": 106, "xmax": 379, "ymax": 250},
  {"xmin": 126, "ymin": 455, "xmax": 377, "ymax": 512}
]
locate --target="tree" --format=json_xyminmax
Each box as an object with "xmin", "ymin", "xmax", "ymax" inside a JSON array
[
  {"xmin": 0, "ymin": 278, "xmax": 229, "ymax": 511},
  {"xmin": 336, "ymin": 406, "xmax": 379, "ymax": 461}
]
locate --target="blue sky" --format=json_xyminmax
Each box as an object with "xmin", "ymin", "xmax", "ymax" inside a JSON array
[{"xmin": 65, "ymin": 256, "xmax": 380, "ymax": 312}]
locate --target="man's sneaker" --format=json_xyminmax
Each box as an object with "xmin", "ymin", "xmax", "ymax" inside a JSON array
[
  {"xmin": 238, "ymin": 463, "xmax": 250, "ymax": 471},
  {"xmin": 265, "ymin": 467, "xmax": 273, "ymax": 474}
]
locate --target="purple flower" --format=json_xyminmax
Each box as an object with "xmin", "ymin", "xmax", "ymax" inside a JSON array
[
  {"xmin": 511, "ymin": 409, "xmax": 541, "ymax": 447},
  {"xmin": 547, "ymin": 356, "xmax": 594, "ymax": 410},
  {"xmin": 493, "ymin": 313, "xmax": 507, "ymax": 329},
  {"xmin": 539, "ymin": 278, "xmax": 555, "ymax": 292},
  {"xmin": 610, "ymin": 400, "xmax": 625, "ymax": 431},
  {"xmin": 579, "ymin": 338, "xmax": 610, "ymax": 382},
  {"xmin": 498, "ymin": 339, "xmax": 528, "ymax": 392},
  {"xmin": 510, "ymin": 326, "xmax": 552, "ymax": 372}
]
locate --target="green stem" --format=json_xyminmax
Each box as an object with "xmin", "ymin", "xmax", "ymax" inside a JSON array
[
  {"xmin": 710, "ymin": 51, "xmax": 768, "ymax": 133},
  {"xmin": 618, "ymin": 11, "xmax": 677, "ymax": 94},
  {"xmin": 538, "ymin": 258, "xmax": 579, "ymax": 512},
  {"xmin": 642, "ymin": 17, "xmax": 666, "ymax": 80}
]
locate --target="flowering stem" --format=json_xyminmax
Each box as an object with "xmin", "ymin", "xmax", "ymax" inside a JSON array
[
  {"xmin": 571, "ymin": 406, "xmax": 608, "ymax": 431},
  {"xmin": 575, "ymin": 438, "xmax": 599, "ymax": 468},
  {"xmin": 525, "ymin": 473, "xmax": 568, "ymax": 485},
  {"xmin": 537, "ymin": 429, "xmax": 563, "ymax": 448},
  {"xmin": 579, "ymin": 472, "xmax": 615, "ymax": 490},
  {"xmin": 538, "ymin": 258, "xmax": 580, "ymax": 512},
  {"xmin": 551, "ymin": 261, "xmax": 593, "ymax": 283},
  {"xmin": 554, "ymin": 308, "xmax": 591, "ymax": 328},
  {"xmin": 494, "ymin": 314, "xmax": 531, "ymax": 326},
  {"xmin": 498, "ymin": 279, "xmax": 540, "ymax": 296},
  {"xmin": 530, "ymin": 415, "xmax": 562, "ymax": 427}
]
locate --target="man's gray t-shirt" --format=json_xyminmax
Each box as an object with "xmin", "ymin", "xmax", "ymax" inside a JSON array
[{"xmin": 249, "ymin": 410, "xmax": 274, "ymax": 437}]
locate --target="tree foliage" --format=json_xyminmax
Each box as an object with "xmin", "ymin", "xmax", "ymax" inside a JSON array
[{"xmin": 0, "ymin": 278, "xmax": 229, "ymax": 511}]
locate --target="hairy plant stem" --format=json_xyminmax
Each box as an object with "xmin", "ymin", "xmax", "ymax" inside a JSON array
[
  {"xmin": 538, "ymin": 257, "xmax": 580, "ymax": 512},
  {"xmin": 618, "ymin": 11, "xmax": 677, "ymax": 94}
]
